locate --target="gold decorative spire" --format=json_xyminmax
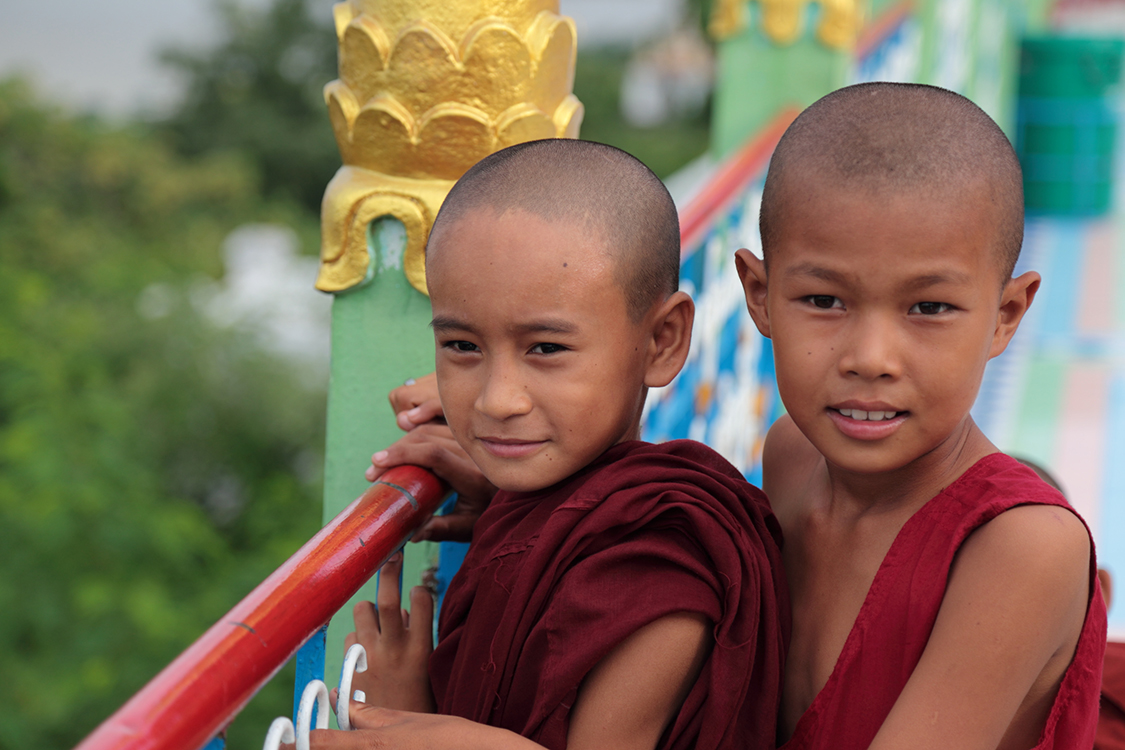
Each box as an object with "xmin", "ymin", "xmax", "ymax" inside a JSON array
[
  {"xmin": 318, "ymin": 0, "xmax": 584, "ymax": 294},
  {"xmin": 709, "ymin": 0, "xmax": 864, "ymax": 49}
]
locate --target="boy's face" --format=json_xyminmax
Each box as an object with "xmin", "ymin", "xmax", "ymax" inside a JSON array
[
  {"xmin": 426, "ymin": 209, "xmax": 654, "ymax": 493},
  {"xmin": 739, "ymin": 178, "xmax": 1035, "ymax": 476}
]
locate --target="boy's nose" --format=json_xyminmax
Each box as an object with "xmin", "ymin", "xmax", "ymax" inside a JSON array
[
  {"xmin": 839, "ymin": 315, "xmax": 902, "ymax": 381},
  {"xmin": 474, "ymin": 361, "xmax": 533, "ymax": 420}
]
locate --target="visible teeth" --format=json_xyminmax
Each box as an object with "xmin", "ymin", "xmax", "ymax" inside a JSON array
[{"xmin": 839, "ymin": 409, "xmax": 898, "ymax": 421}]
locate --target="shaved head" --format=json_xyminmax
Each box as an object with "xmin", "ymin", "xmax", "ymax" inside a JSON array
[
  {"xmin": 427, "ymin": 139, "xmax": 680, "ymax": 320},
  {"xmin": 760, "ymin": 83, "xmax": 1024, "ymax": 279}
]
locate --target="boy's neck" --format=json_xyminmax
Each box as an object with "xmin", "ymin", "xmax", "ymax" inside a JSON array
[{"xmin": 819, "ymin": 417, "xmax": 998, "ymax": 518}]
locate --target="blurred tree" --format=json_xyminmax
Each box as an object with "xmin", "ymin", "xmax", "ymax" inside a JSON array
[
  {"xmin": 0, "ymin": 78, "xmax": 323, "ymax": 749},
  {"xmin": 158, "ymin": 0, "xmax": 340, "ymax": 214}
]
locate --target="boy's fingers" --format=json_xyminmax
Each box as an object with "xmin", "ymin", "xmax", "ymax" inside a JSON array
[
  {"xmin": 388, "ymin": 372, "xmax": 438, "ymax": 415},
  {"xmin": 353, "ymin": 600, "xmax": 380, "ymax": 637},
  {"xmin": 409, "ymin": 585, "xmax": 435, "ymax": 652},
  {"xmin": 343, "ymin": 631, "xmax": 357, "ymax": 650},
  {"xmin": 376, "ymin": 553, "xmax": 405, "ymax": 638}
]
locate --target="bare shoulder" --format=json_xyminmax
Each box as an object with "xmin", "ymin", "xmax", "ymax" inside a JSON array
[
  {"xmin": 958, "ymin": 503, "xmax": 1090, "ymax": 588},
  {"xmin": 761, "ymin": 414, "xmax": 822, "ymax": 512}
]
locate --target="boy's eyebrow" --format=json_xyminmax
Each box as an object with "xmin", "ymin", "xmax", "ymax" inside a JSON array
[
  {"xmin": 784, "ymin": 263, "xmax": 848, "ymax": 284},
  {"xmin": 430, "ymin": 316, "xmax": 579, "ymax": 335},
  {"xmin": 510, "ymin": 319, "xmax": 579, "ymax": 335},
  {"xmin": 782, "ymin": 264, "xmax": 973, "ymax": 289},
  {"xmin": 900, "ymin": 271, "xmax": 973, "ymax": 290},
  {"xmin": 431, "ymin": 315, "xmax": 474, "ymax": 332}
]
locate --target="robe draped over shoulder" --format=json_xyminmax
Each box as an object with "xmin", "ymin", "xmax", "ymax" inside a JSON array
[
  {"xmin": 781, "ymin": 453, "xmax": 1108, "ymax": 750},
  {"xmin": 1097, "ymin": 641, "xmax": 1125, "ymax": 750},
  {"xmin": 429, "ymin": 439, "xmax": 789, "ymax": 750}
]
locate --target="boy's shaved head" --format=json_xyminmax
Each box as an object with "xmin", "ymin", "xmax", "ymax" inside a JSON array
[
  {"xmin": 760, "ymin": 83, "xmax": 1024, "ymax": 279},
  {"xmin": 428, "ymin": 139, "xmax": 681, "ymax": 319}
]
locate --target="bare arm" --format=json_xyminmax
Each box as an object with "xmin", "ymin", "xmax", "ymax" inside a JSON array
[
  {"xmin": 310, "ymin": 612, "xmax": 711, "ymax": 750},
  {"xmin": 869, "ymin": 504, "xmax": 1091, "ymax": 750}
]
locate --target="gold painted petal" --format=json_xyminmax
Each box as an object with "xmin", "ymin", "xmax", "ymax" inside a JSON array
[
  {"xmin": 341, "ymin": 16, "xmax": 391, "ymax": 103},
  {"xmin": 332, "ymin": 1, "xmax": 356, "ymax": 41},
  {"xmin": 816, "ymin": 0, "xmax": 862, "ymax": 50},
  {"xmin": 709, "ymin": 0, "xmax": 748, "ymax": 41},
  {"xmin": 461, "ymin": 19, "xmax": 533, "ymax": 111},
  {"xmin": 324, "ymin": 80, "xmax": 360, "ymax": 164},
  {"xmin": 760, "ymin": 0, "xmax": 806, "ymax": 45},
  {"xmin": 414, "ymin": 103, "xmax": 494, "ymax": 180},
  {"xmin": 351, "ymin": 95, "xmax": 417, "ymax": 175},
  {"xmin": 552, "ymin": 94, "xmax": 584, "ymax": 138},
  {"xmin": 388, "ymin": 21, "xmax": 462, "ymax": 116},
  {"xmin": 527, "ymin": 12, "xmax": 575, "ymax": 115},
  {"xmin": 317, "ymin": 166, "xmax": 454, "ymax": 294},
  {"xmin": 496, "ymin": 103, "xmax": 555, "ymax": 149}
]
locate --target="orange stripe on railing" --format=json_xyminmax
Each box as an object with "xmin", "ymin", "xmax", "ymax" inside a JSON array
[
  {"xmin": 75, "ymin": 466, "xmax": 447, "ymax": 750},
  {"xmin": 678, "ymin": 108, "xmax": 799, "ymax": 255}
]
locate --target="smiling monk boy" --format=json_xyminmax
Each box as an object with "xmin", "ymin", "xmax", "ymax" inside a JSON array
[
  {"xmin": 312, "ymin": 139, "xmax": 789, "ymax": 750},
  {"xmin": 735, "ymin": 82, "xmax": 1107, "ymax": 749}
]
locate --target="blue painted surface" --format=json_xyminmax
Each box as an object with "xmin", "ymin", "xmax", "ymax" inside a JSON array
[
  {"xmin": 1103, "ymin": 374, "xmax": 1125, "ymax": 631},
  {"xmin": 200, "ymin": 736, "xmax": 225, "ymax": 750},
  {"xmin": 294, "ymin": 625, "xmax": 327, "ymax": 726}
]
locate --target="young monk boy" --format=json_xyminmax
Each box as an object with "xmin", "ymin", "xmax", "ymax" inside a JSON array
[
  {"xmin": 309, "ymin": 139, "xmax": 789, "ymax": 750},
  {"xmin": 734, "ymin": 82, "xmax": 1107, "ymax": 749}
]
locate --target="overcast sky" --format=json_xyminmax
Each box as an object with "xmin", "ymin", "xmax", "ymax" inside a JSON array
[{"xmin": 0, "ymin": 0, "xmax": 683, "ymax": 117}]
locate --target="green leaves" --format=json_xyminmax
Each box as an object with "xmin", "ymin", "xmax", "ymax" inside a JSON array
[{"xmin": 0, "ymin": 79, "xmax": 321, "ymax": 749}]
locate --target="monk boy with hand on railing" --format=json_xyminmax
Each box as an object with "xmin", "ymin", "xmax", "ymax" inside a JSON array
[
  {"xmin": 324, "ymin": 83, "xmax": 1110, "ymax": 750},
  {"xmin": 302, "ymin": 139, "xmax": 790, "ymax": 750}
]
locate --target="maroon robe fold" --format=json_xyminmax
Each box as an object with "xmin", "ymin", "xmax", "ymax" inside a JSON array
[
  {"xmin": 429, "ymin": 439, "xmax": 789, "ymax": 750},
  {"xmin": 781, "ymin": 453, "xmax": 1108, "ymax": 750},
  {"xmin": 1097, "ymin": 641, "xmax": 1125, "ymax": 750}
]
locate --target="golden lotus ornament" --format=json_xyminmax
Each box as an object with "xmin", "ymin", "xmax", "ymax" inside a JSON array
[{"xmin": 317, "ymin": 0, "xmax": 584, "ymax": 295}]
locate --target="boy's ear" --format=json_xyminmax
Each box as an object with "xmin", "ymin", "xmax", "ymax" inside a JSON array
[
  {"xmin": 989, "ymin": 270, "xmax": 1041, "ymax": 359},
  {"xmin": 735, "ymin": 249, "xmax": 771, "ymax": 338},
  {"xmin": 644, "ymin": 291, "xmax": 694, "ymax": 388}
]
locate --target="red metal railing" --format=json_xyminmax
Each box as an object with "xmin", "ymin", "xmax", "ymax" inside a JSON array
[{"xmin": 75, "ymin": 466, "xmax": 448, "ymax": 750}]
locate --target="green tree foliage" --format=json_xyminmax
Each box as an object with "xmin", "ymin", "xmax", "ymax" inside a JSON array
[
  {"xmin": 0, "ymin": 78, "xmax": 323, "ymax": 749},
  {"xmin": 158, "ymin": 0, "xmax": 341, "ymax": 213}
]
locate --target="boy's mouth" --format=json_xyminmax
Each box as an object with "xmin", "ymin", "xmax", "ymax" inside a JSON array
[
  {"xmin": 478, "ymin": 437, "xmax": 547, "ymax": 459},
  {"xmin": 835, "ymin": 408, "xmax": 902, "ymax": 421},
  {"xmin": 827, "ymin": 404, "xmax": 908, "ymax": 440}
]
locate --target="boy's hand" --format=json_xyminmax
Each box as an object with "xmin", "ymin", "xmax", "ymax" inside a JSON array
[
  {"xmin": 344, "ymin": 553, "xmax": 436, "ymax": 714},
  {"xmin": 307, "ymin": 706, "xmax": 539, "ymax": 750},
  {"xmin": 365, "ymin": 423, "xmax": 496, "ymax": 543},
  {"xmin": 389, "ymin": 373, "xmax": 443, "ymax": 431}
]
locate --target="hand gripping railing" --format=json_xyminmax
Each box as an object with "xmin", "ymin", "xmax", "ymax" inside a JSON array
[{"xmin": 74, "ymin": 466, "xmax": 448, "ymax": 750}]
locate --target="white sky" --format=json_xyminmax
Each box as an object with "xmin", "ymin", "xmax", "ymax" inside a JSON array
[{"xmin": 0, "ymin": 0, "xmax": 683, "ymax": 118}]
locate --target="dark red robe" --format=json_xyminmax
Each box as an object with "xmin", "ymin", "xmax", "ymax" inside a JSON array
[
  {"xmin": 781, "ymin": 453, "xmax": 1107, "ymax": 750},
  {"xmin": 429, "ymin": 439, "xmax": 789, "ymax": 750},
  {"xmin": 1097, "ymin": 641, "xmax": 1125, "ymax": 750}
]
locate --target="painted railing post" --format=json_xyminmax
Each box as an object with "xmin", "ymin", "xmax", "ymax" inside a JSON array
[
  {"xmin": 707, "ymin": 0, "xmax": 862, "ymax": 158},
  {"xmin": 314, "ymin": 0, "xmax": 584, "ymax": 701}
]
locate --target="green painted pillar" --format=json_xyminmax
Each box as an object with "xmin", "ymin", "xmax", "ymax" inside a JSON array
[
  {"xmin": 320, "ymin": 218, "xmax": 438, "ymax": 702},
  {"xmin": 712, "ymin": 26, "xmax": 850, "ymax": 158}
]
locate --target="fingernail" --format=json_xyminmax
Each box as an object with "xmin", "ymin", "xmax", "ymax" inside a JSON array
[
  {"xmin": 373, "ymin": 450, "xmax": 388, "ymax": 463},
  {"xmin": 407, "ymin": 407, "xmax": 421, "ymax": 418}
]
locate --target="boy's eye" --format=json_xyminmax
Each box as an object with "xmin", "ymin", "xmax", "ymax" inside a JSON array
[
  {"xmin": 529, "ymin": 342, "xmax": 567, "ymax": 355},
  {"xmin": 909, "ymin": 302, "xmax": 952, "ymax": 315},
  {"xmin": 445, "ymin": 340, "xmax": 480, "ymax": 353},
  {"xmin": 805, "ymin": 295, "xmax": 843, "ymax": 309}
]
